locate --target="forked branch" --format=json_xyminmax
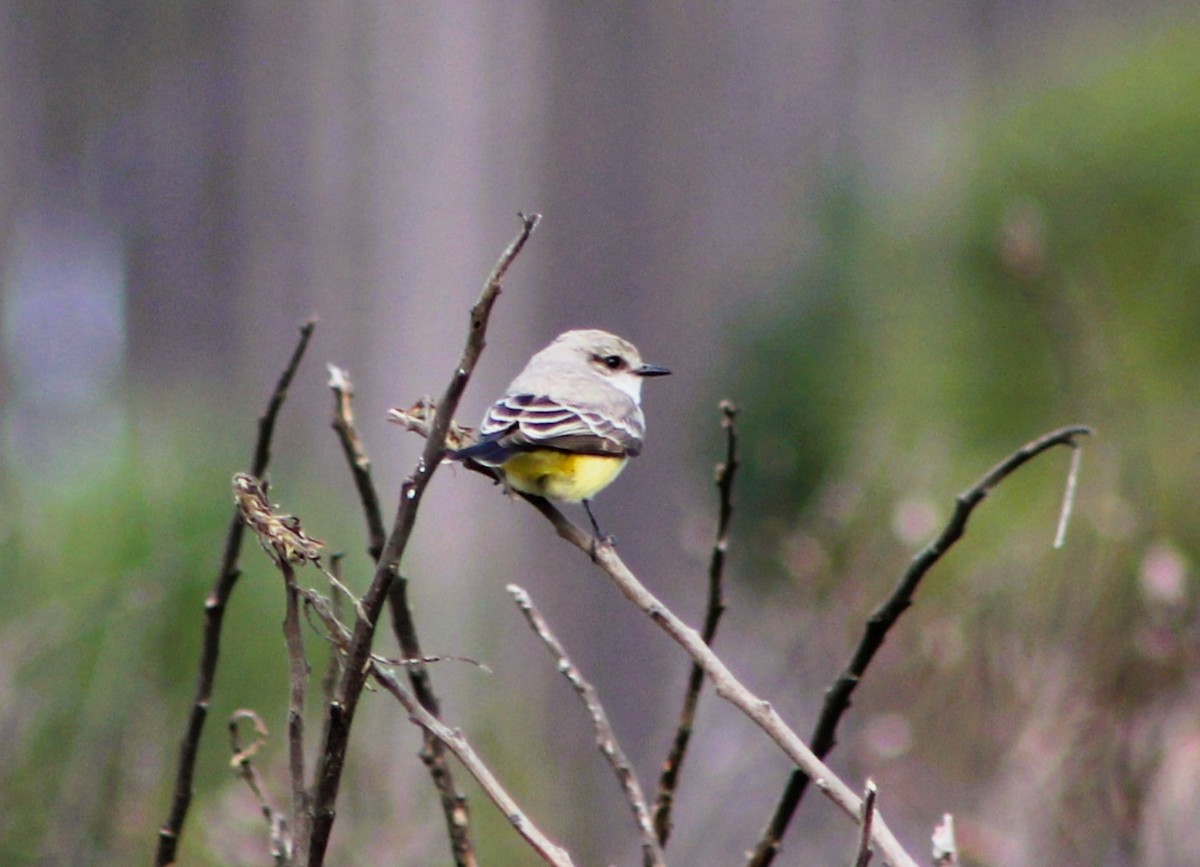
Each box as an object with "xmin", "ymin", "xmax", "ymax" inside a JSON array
[
  {"xmin": 328, "ymin": 364, "xmax": 476, "ymax": 866},
  {"xmin": 306, "ymin": 214, "xmax": 540, "ymax": 867},
  {"xmin": 519, "ymin": 495, "xmax": 920, "ymax": 867}
]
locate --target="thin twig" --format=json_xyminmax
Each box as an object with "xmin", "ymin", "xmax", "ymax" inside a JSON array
[
  {"xmin": 388, "ymin": 577, "xmax": 476, "ymax": 866},
  {"xmin": 1053, "ymin": 440, "xmax": 1083, "ymax": 549},
  {"xmin": 322, "ymin": 555, "xmax": 346, "ymax": 703},
  {"xmin": 156, "ymin": 319, "xmax": 316, "ymax": 866},
  {"xmin": 281, "ymin": 559, "xmax": 312, "ymax": 858},
  {"xmin": 931, "ymin": 814, "xmax": 957, "ymax": 866},
  {"xmin": 854, "ymin": 780, "xmax": 877, "ymax": 867},
  {"xmin": 230, "ymin": 709, "xmax": 290, "ymax": 866},
  {"xmin": 508, "ymin": 585, "xmax": 665, "ymax": 867},
  {"xmin": 329, "ymin": 353, "xmax": 476, "ymax": 866},
  {"xmin": 328, "ymin": 364, "xmax": 387, "ymax": 561},
  {"xmin": 234, "ymin": 472, "xmax": 324, "ymax": 861},
  {"xmin": 746, "ymin": 424, "xmax": 1093, "ymax": 867},
  {"xmin": 653, "ymin": 400, "xmax": 738, "ymax": 845},
  {"xmin": 306, "ymin": 213, "xmax": 540, "ymax": 867},
  {"xmin": 369, "ymin": 662, "xmax": 575, "ymax": 867},
  {"xmin": 294, "ymin": 587, "xmax": 483, "ymax": 674},
  {"xmin": 518, "ymin": 494, "xmax": 920, "ymax": 867}
]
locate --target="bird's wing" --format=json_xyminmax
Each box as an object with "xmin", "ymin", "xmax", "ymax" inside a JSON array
[{"xmin": 457, "ymin": 393, "xmax": 644, "ymax": 465}]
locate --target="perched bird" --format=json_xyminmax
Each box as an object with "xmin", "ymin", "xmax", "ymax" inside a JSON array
[{"xmin": 453, "ymin": 329, "xmax": 670, "ymax": 535}]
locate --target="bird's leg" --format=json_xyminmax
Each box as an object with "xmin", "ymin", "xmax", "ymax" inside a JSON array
[
  {"xmin": 582, "ymin": 499, "xmax": 603, "ymax": 535},
  {"xmin": 583, "ymin": 499, "xmax": 614, "ymax": 555}
]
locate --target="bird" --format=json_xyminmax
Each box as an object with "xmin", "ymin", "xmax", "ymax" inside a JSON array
[{"xmin": 452, "ymin": 329, "xmax": 670, "ymax": 536}]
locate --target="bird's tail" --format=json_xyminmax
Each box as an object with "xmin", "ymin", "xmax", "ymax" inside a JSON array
[{"xmin": 448, "ymin": 437, "xmax": 511, "ymax": 467}]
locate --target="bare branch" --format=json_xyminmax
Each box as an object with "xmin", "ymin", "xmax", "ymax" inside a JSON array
[
  {"xmin": 387, "ymin": 398, "xmax": 476, "ymax": 453},
  {"xmin": 328, "ymin": 364, "xmax": 387, "ymax": 560},
  {"xmin": 230, "ymin": 709, "xmax": 290, "ymax": 866},
  {"xmin": 281, "ymin": 559, "xmax": 312, "ymax": 858},
  {"xmin": 387, "ymin": 576, "xmax": 477, "ymax": 867},
  {"xmin": 321, "ymin": 555, "xmax": 347, "ymax": 703},
  {"xmin": 508, "ymin": 585, "xmax": 664, "ymax": 867},
  {"xmin": 654, "ymin": 400, "xmax": 738, "ymax": 845},
  {"xmin": 1053, "ymin": 439, "xmax": 1083, "ymax": 549},
  {"xmin": 931, "ymin": 814, "xmax": 957, "ymax": 866},
  {"xmin": 394, "ymin": 383, "xmax": 916, "ymax": 863},
  {"xmin": 370, "ymin": 663, "xmax": 575, "ymax": 867},
  {"xmin": 329, "ymin": 357, "xmax": 477, "ymax": 867},
  {"xmin": 307, "ymin": 213, "xmax": 539, "ymax": 867},
  {"xmin": 234, "ymin": 472, "xmax": 324, "ymax": 858},
  {"xmin": 854, "ymin": 780, "xmax": 877, "ymax": 867},
  {"xmin": 518, "ymin": 494, "xmax": 920, "ymax": 867},
  {"xmin": 747, "ymin": 424, "xmax": 1092, "ymax": 866},
  {"xmin": 241, "ymin": 467, "xmax": 487, "ymax": 867},
  {"xmin": 156, "ymin": 319, "xmax": 316, "ymax": 866}
]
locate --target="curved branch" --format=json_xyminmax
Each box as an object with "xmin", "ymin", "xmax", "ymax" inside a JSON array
[{"xmin": 746, "ymin": 424, "xmax": 1093, "ymax": 866}]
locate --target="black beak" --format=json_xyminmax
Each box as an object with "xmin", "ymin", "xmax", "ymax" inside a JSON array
[{"xmin": 636, "ymin": 363, "xmax": 671, "ymax": 377}]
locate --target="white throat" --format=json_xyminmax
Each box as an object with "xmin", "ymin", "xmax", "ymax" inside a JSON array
[{"xmin": 612, "ymin": 371, "xmax": 644, "ymax": 404}]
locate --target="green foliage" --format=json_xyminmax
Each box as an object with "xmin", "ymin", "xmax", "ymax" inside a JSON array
[
  {"xmin": 0, "ymin": 395, "xmax": 285, "ymax": 865},
  {"xmin": 723, "ymin": 178, "xmax": 870, "ymax": 538},
  {"xmin": 731, "ymin": 279, "xmax": 867, "ymax": 523},
  {"xmin": 961, "ymin": 28, "xmax": 1200, "ymax": 469},
  {"xmin": 732, "ymin": 24, "xmax": 1200, "ymax": 583}
]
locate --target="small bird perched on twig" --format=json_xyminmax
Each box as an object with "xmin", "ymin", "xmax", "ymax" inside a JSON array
[{"xmin": 451, "ymin": 329, "xmax": 670, "ymax": 537}]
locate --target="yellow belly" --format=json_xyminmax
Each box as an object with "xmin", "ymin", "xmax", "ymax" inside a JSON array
[{"xmin": 500, "ymin": 450, "xmax": 628, "ymax": 502}]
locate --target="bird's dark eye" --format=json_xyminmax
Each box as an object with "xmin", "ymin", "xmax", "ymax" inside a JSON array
[{"xmin": 601, "ymin": 354, "xmax": 623, "ymax": 370}]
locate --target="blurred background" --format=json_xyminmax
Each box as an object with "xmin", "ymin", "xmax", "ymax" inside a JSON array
[{"xmin": 4, "ymin": 2, "xmax": 1200, "ymax": 865}]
